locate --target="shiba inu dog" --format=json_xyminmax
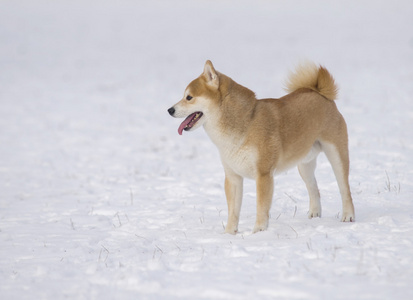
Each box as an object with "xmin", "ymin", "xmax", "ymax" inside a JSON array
[{"xmin": 168, "ymin": 61, "xmax": 355, "ymax": 234}]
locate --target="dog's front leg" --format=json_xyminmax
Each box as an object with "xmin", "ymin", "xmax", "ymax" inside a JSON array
[
  {"xmin": 224, "ymin": 170, "xmax": 243, "ymax": 234},
  {"xmin": 253, "ymin": 173, "xmax": 274, "ymax": 233}
]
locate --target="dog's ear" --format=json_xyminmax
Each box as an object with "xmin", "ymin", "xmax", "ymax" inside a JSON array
[{"xmin": 203, "ymin": 60, "xmax": 219, "ymax": 89}]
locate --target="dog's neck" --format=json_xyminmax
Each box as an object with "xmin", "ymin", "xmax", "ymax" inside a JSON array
[{"xmin": 203, "ymin": 75, "xmax": 257, "ymax": 148}]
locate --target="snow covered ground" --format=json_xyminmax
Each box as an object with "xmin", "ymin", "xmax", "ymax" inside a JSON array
[{"xmin": 1, "ymin": 0, "xmax": 412, "ymax": 299}]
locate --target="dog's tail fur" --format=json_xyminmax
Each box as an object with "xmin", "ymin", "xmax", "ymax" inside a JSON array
[{"xmin": 284, "ymin": 62, "xmax": 338, "ymax": 101}]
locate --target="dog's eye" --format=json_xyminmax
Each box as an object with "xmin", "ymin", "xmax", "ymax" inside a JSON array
[{"xmin": 186, "ymin": 95, "xmax": 193, "ymax": 101}]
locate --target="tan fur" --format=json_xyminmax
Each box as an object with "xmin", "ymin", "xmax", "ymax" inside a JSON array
[
  {"xmin": 285, "ymin": 62, "xmax": 338, "ymax": 101},
  {"xmin": 168, "ymin": 60, "xmax": 355, "ymax": 234}
]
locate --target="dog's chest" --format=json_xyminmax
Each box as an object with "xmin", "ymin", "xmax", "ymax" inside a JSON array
[
  {"xmin": 218, "ymin": 141, "xmax": 257, "ymax": 179},
  {"xmin": 205, "ymin": 125, "xmax": 258, "ymax": 178}
]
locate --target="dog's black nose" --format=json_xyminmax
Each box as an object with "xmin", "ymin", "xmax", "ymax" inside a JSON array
[{"xmin": 168, "ymin": 107, "xmax": 175, "ymax": 116}]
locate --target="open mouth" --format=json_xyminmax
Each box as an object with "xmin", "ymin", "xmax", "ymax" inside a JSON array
[{"xmin": 178, "ymin": 112, "xmax": 203, "ymax": 135}]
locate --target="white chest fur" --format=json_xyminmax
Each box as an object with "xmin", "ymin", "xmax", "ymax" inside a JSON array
[
  {"xmin": 204, "ymin": 125, "xmax": 257, "ymax": 179},
  {"xmin": 220, "ymin": 143, "xmax": 257, "ymax": 179}
]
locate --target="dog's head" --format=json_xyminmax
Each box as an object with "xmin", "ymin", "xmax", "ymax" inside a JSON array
[{"xmin": 168, "ymin": 60, "xmax": 221, "ymax": 135}]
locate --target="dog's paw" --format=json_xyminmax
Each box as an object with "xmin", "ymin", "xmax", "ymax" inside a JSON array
[
  {"xmin": 225, "ymin": 229, "xmax": 238, "ymax": 235},
  {"xmin": 308, "ymin": 204, "xmax": 322, "ymax": 219},
  {"xmin": 341, "ymin": 203, "xmax": 355, "ymax": 222},
  {"xmin": 308, "ymin": 209, "xmax": 322, "ymax": 219},
  {"xmin": 224, "ymin": 226, "xmax": 238, "ymax": 235},
  {"xmin": 252, "ymin": 222, "xmax": 268, "ymax": 234},
  {"xmin": 341, "ymin": 212, "xmax": 355, "ymax": 222}
]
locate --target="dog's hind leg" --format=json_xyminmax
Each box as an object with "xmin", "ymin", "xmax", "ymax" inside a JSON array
[
  {"xmin": 321, "ymin": 141, "xmax": 355, "ymax": 222},
  {"xmin": 298, "ymin": 158, "xmax": 321, "ymax": 218},
  {"xmin": 252, "ymin": 173, "xmax": 274, "ymax": 233},
  {"xmin": 224, "ymin": 170, "xmax": 243, "ymax": 234}
]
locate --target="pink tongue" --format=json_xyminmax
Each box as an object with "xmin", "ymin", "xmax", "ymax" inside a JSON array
[{"xmin": 178, "ymin": 113, "xmax": 196, "ymax": 135}]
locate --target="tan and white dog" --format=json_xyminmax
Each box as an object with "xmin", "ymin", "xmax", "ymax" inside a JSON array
[{"xmin": 168, "ymin": 61, "xmax": 355, "ymax": 234}]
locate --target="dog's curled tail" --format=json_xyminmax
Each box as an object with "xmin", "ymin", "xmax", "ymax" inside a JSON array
[{"xmin": 284, "ymin": 62, "xmax": 338, "ymax": 101}]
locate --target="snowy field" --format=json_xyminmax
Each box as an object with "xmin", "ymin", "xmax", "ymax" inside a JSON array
[{"xmin": 1, "ymin": 0, "xmax": 413, "ymax": 299}]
